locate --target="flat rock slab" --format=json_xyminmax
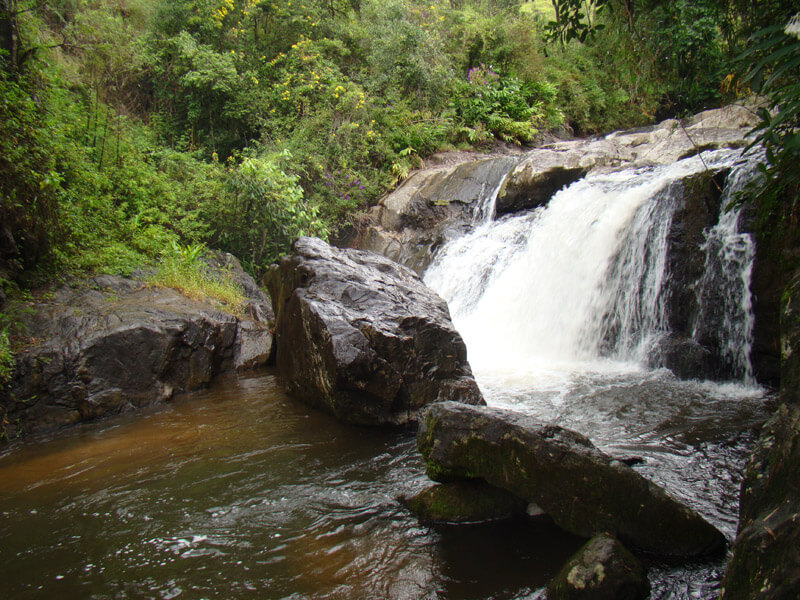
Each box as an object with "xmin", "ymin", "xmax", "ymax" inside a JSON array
[
  {"xmin": 266, "ymin": 237, "xmax": 484, "ymax": 425},
  {"xmin": 402, "ymin": 481, "xmax": 528, "ymax": 524},
  {"xmin": 418, "ymin": 402, "xmax": 726, "ymax": 556}
]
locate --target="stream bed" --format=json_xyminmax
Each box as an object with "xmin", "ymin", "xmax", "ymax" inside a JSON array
[{"xmin": 0, "ymin": 368, "xmax": 771, "ymax": 600}]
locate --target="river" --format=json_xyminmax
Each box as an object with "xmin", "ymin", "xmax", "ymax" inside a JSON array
[{"xmin": 0, "ymin": 368, "xmax": 770, "ymax": 599}]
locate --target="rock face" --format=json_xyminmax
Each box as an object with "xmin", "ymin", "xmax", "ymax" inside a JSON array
[
  {"xmin": 653, "ymin": 169, "xmax": 732, "ymax": 379},
  {"xmin": 721, "ymin": 403, "xmax": 800, "ymax": 600},
  {"xmin": 354, "ymin": 156, "xmax": 518, "ymax": 274},
  {"xmin": 353, "ymin": 103, "xmax": 760, "ymax": 275},
  {"xmin": 266, "ymin": 237, "xmax": 484, "ymax": 425},
  {"xmin": 547, "ymin": 534, "xmax": 650, "ymax": 600},
  {"xmin": 418, "ymin": 402, "xmax": 726, "ymax": 556},
  {"xmin": 402, "ymin": 481, "xmax": 528, "ymax": 524},
  {"xmin": 1, "ymin": 260, "xmax": 274, "ymax": 441}
]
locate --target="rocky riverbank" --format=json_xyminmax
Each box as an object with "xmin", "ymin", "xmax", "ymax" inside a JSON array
[{"xmin": 0, "ymin": 255, "xmax": 273, "ymax": 442}]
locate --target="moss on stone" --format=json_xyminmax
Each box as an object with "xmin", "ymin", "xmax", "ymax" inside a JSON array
[{"xmin": 403, "ymin": 481, "xmax": 527, "ymax": 524}]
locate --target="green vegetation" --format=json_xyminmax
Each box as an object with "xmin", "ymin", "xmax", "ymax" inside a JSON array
[
  {"xmin": 740, "ymin": 14, "xmax": 800, "ymax": 231},
  {"xmin": 0, "ymin": 327, "xmax": 13, "ymax": 385},
  {"xmin": 149, "ymin": 241, "xmax": 247, "ymax": 312},
  {"xmin": 0, "ymin": 0, "xmax": 798, "ymax": 372}
]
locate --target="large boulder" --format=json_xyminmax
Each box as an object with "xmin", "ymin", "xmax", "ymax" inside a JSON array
[
  {"xmin": 547, "ymin": 533, "xmax": 650, "ymax": 600},
  {"xmin": 354, "ymin": 156, "xmax": 518, "ymax": 274},
  {"xmin": 2, "ymin": 264, "xmax": 274, "ymax": 441},
  {"xmin": 721, "ymin": 403, "xmax": 800, "ymax": 600},
  {"xmin": 266, "ymin": 237, "xmax": 484, "ymax": 425},
  {"xmin": 417, "ymin": 402, "xmax": 726, "ymax": 556}
]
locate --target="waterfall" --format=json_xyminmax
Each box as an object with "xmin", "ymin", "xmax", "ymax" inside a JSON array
[
  {"xmin": 691, "ymin": 160, "xmax": 760, "ymax": 383},
  {"xmin": 471, "ymin": 171, "xmax": 510, "ymax": 225},
  {"xmin": 425, "ymin": 149, "xmax": 758, "ymax": 386}
]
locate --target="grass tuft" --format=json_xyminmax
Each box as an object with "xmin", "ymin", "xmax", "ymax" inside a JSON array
[{"xmin": 149, "ymin": 242, "xmax": 247, "ymax": 314}]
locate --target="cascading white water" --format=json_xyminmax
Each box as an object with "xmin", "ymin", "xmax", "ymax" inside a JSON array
[
  {"xmin": 424, "ymin": 149, "xmax": 759, "ymax": 393},
  {"xmin": 691, "ymin": 159, "xmax": 760, "ymax": 383},
  {"xmin": 424, "ymin": 148, "xmax": 770, "ymax": 600}
]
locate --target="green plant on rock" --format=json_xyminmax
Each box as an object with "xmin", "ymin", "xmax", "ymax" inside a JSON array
[
  {"xmin": 452, "ymin": 64, "xmax": 547, "ymax": 143},
  {"xmin": 0, "ymin": 327, "xmax": 14, "ymax": 386},
  {"xmin": 150, "ymin": 241, "xmax": 246, "ymax": 311}
]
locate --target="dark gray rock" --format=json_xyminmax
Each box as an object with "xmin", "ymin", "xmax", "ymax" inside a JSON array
[
  {"xmin": 547, "ymin": 534, "xmax": 650, "ymax": 600},
  {"xmin": 354, "ymin": 157, "xmax": 518, "ymax": 274},
  {"xmin": 721, "ymin": 403, "xmax": 800, "ymax": 600},
  {"xmin": 496, "ymin": 163, "xmax": 587, "ymax": 216},
  {"xmin": 402, "ymin": 481, "xmax": 528, "ymax": 524},
  {"xmin": 1, "ymin": 265, "xmax": 273, "ymax": 441},
  {"xmin": 417, "ymin": 401, "xmax": 726, "ymax": 556},
  {"xmin": 266, "ymin": 237, "xmax": 484, "ymax": 425}
]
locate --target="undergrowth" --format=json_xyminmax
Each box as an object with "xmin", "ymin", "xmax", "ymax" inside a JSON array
[{"xmin": 149, "ymin": 242, "xmax": 246, "ymax": 314}]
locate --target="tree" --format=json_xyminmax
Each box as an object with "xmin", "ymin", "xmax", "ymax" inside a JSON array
[{"xmin": 740, "ymin": 12, "xmax": 800, "ymax": 228}]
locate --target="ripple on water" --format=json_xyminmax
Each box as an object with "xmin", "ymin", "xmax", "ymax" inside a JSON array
[{"xmin": 0, "ymin": 369, "xmax": 773, "ymax": 599}]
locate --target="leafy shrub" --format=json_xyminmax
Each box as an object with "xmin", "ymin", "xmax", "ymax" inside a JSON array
[
  {"xmin": 452, "ymin": 65, "xmax": 547, "ymax": 143},
  {"xmin": 739, "ymin": 13, "xmax": 800, "ymax": 229},
  {"xmin": 207, "ymin": 152, "xmax": 328, "ymax": 273}
]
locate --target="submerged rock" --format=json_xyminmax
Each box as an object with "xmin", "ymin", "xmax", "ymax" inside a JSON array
[
  {"xmin": 3, "ymin": 261, "xmax": 273, "ymax": 440},
  {"xmin": 266, "ymin": 237, "xmax": 484, "ymax": 425},
  {"xmin": 417, "ymin": 402, "xmax": 726, "ymax": 556},
  {"xmin": 721, "ymin": 403, "xmax": 800, "ymax": 600},
  {"xmin": 402, "ymin": 481, "xmax": 528, "ymax": 524},
  {"xmin": 547, "ymin": 533, "xmax": 650, "ymax": 600}
]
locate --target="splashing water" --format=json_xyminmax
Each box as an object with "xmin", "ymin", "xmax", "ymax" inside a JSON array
[{"xmin": 426, "ymin": 149, "xmax": 760, "ymax": 391}]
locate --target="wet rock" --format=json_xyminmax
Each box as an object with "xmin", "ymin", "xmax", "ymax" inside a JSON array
[
  {"xmin": 352, "ymin": 103, "xmax": 760, "ymax": 276},
  {"xmin": 402, "ymin": 481, "xmax": 528, "ymax": 524},
  {"xmin": 547, "ymin": 533, "xmax": 650, "ymax": 600},
  {"xmin": 721, "ymin": 403, "xmax": 800, "ymax": 600},
  {"xmin": 2, "ymin": 265, "xmax": 273, "ymax": 440},
  {"xmin": 663, "ymin": 171, "xmax": 726, "ymax": 332},
  {"xmin": 656, "ymin": 337, "xmax": 713, "ymax": 380},
  {"xmin": 496, "ymin": 161, "xmax": 587, "ymax": 216},
  {"xmin": 777, "ymin": 269, "xmax": 800, "ymax": 401},
  {"xmin": 353, "ymin": 156, "xmax": 519, "ymax": 273},
  {"xmin": 418, "ymin": 402, "xmax": 726, "ymax": 556},
  {"xmin": 266, "ymin": 237, "xmax": 484, "ymax": 425}
]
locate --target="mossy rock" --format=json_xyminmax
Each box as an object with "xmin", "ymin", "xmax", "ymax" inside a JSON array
[
  {"xmin": 721, "ymin": 404, "xmax": 800, "ymax": 600},
  {"xmin": 402, "ymin": 481, "xmax": 528, "ymax": 524},
  {"xmin": 418, "ymin": 402, "xmax": 726, "ymax": 556},
  {"xmin": 547, "ymin": 533, "xmax": 650, "ymax": 600}
]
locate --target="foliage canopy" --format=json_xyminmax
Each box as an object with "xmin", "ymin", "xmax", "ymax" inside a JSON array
[{"xmin": 0, "ymin": 0, "xmax": 797, "ymax": 292}]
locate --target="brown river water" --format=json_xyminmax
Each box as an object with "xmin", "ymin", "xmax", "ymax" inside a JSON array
[{"xmin": 0, "ymin": 369, "xmax": 772, "ymax": 599}]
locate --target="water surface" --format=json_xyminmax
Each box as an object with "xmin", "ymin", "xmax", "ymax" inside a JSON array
[{"xmin": 0, "ymin": 370, "xmax": 589, "ymax": 600}]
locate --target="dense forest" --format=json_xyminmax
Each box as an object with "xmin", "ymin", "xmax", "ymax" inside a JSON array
[{"xmin": 0, "ymin": 0, "xmax": 799, "ymax": 380}]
